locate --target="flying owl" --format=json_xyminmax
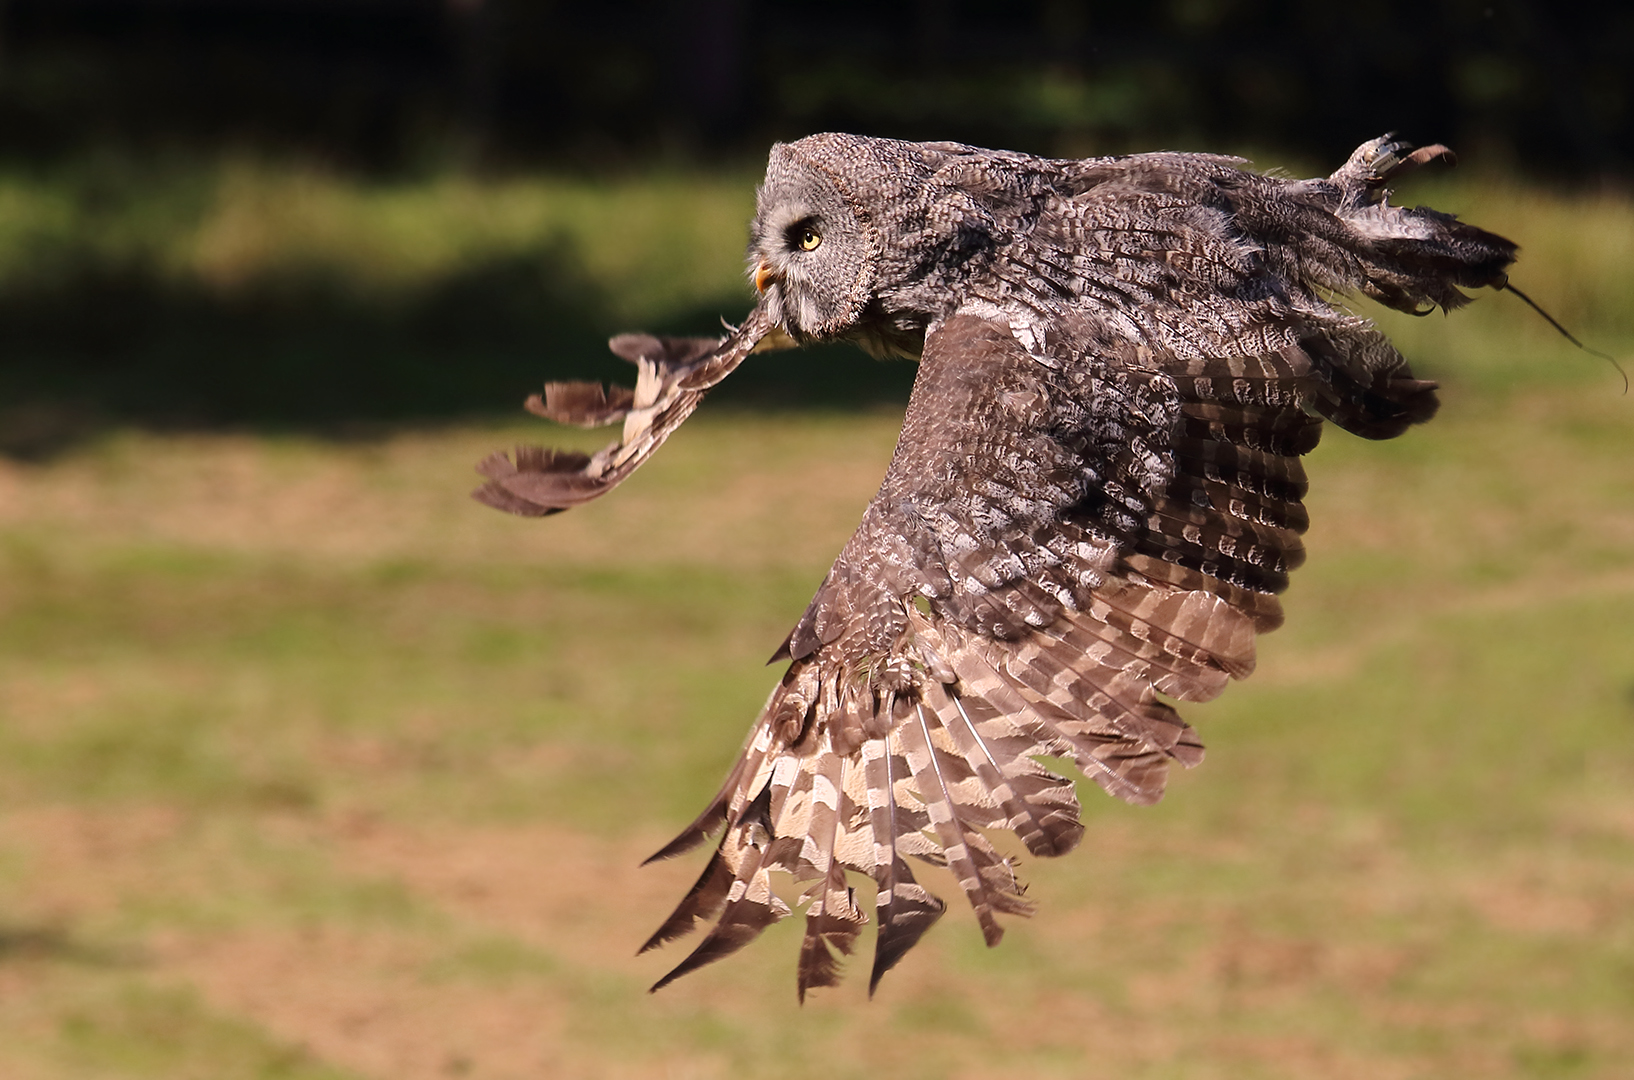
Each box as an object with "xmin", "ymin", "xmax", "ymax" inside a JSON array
[{"xmin": 472, "ymin": 134, "xmax": 1517, "ymax": 999}]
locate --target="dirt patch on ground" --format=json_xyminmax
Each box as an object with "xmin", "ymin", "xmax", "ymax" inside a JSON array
[
  {"xmin": 6, "ymin": 800, "xmax": 1634, "ymax": 1080},
  {"xmin": 0, "ymin": 806, "xmax": 190, "ymax": 925},
  {"xmin": 1, "ymin": 806, "xmax": 697, "ymax": 1079},
  {"xmin": 314, "ymin": 814, "xmax": 691, "ymax": 980},
  {"xmin": 161, "ymin": 927, "xmax": 571, "ymax": 1080}
]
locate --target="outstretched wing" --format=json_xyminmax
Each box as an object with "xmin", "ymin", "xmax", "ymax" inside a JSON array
[
  {"xmin": 471, "ymin": 307, "xmax": 790, "ymax": 515},
  {"xmin": 636, "ymin": 138, "xmax": 1515, "ymax": 998},
  {"xmin": 638, "ymin": 313, "xmax": 1281, "ymax": 999}
]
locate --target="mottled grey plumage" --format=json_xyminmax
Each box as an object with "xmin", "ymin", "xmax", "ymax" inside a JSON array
[{"xmin": 473, "ymin": 134, "xmax": 1516, "ymax": 998}]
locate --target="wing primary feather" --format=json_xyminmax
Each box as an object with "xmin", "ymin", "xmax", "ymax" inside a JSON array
[
  {"xmin": 901, "ymin": 701, "xmax": 1035, "ymax": 947},
  {"xmin": 642, "ymin": 716, "xmax": 777, "ymax": 865},
  {"xmin": 864, "ymin": 734, "xmax": 946, "ymax": 996},
  {"xmin": 637, "ymin": 847, "xmax": 733, "ymax": 955},
  {"xmin": 650, "ymin": 728, "xmax": 825, "ymax": 992},
  {"xmin": 648, "ymin": 846, "xmax": 788, "ymax": 992},
  {"xmin": 735, "ymin": 779, "xmax": 775, "ymax": 836},
  {"xmin": 951, "ymin": 640, "xmax": 1170, "ymax": 806},
  {"xmin": 939, "ymin": 681, "xmax": 1085, "ymax": 857},
  {"xmin": 795, "ymin": 735, "xmax": 866, "ymax": 1001},
  {"xmin": 648, "ymin": 749, "xmax": 809, "ymax": 990}
]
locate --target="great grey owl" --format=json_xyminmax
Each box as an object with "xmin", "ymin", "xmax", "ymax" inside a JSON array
[{"xmin": 472, "ymin": 134, "xmax": 1517, "ymax": 999}]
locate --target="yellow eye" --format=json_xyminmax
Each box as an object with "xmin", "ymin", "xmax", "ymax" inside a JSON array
[{"xmin": 798, "ymin": 227, "xmax": 821, "ymax": 251}]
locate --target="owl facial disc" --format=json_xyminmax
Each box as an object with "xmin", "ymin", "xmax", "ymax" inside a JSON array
[{"xmin": 747, "ymin": 140, "xmax": 878, "ymax": 341}]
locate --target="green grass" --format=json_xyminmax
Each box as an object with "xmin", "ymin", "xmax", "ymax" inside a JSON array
[
  {"xmin": 0, "ymin": 167, "xmax": 1631, "ymax": 1078},
  {"xmin": 0, "ymin": 156, "xmax": 759, "ymax": 322},
  {"xmin": 52, "ymin": 984, "xmax": 360, "ymax": 1080}
]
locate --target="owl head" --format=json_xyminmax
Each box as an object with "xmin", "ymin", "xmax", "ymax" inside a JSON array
[
  {"xmin": 747, "ymin": 135, "xmax": 887, "ymax": 342},
  {"xmin": 747, "ymin": 134, "xmax": 1028, "ymax": 351}
]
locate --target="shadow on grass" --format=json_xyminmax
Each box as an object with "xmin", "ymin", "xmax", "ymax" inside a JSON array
[
  {"xmin": 0, "ymin": 249, "xmax": 915, "ymax": 459},
  {"xmin": 0, "ymin": 923, "xmax": 134, "ymax": 969}
]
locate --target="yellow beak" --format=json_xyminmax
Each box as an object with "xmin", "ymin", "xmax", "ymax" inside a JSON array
[{"xmin": 754, "ymin": 261, "xmax": 780, "ymax": 293}]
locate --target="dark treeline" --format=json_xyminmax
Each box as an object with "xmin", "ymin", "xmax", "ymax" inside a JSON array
[
  {"xmin": 1, "ymin": 0, "xmax": 1630, "ymax": 178},
  {"xmin": 0, "ymin": 0, "xmax": 1626, "ymax": 450}
]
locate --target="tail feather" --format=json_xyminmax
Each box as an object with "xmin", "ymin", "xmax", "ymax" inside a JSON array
[{"xmin": 1301, "ymin": 321, "xmax": 1442, "ymax": 440}]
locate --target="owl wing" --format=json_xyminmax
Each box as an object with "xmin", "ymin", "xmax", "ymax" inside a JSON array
[
  {"xmin": 637, "ymin": 140, "xmax": 1516, "ymax": 998},
  {"xmin": 638, "ymin": 312, "xmax": 1299, "ymax": 999},
  {"xmin": 471, "ymin": 306, "xmax": 793, "ymax": 515}
]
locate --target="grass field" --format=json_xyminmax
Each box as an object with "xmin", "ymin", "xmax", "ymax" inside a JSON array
[{"xmin": 1, "ymin": 164, "xmax": 1632, "ymax": 1078}]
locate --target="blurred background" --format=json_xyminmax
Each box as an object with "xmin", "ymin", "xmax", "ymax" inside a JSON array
[
  {"xmin": 1, "ymin": 0, "xmax": 1631, "ymax": 450},
  {"xmin": 0, "ymin": 3, "xmax": 1631, "ymax": 1079}
]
